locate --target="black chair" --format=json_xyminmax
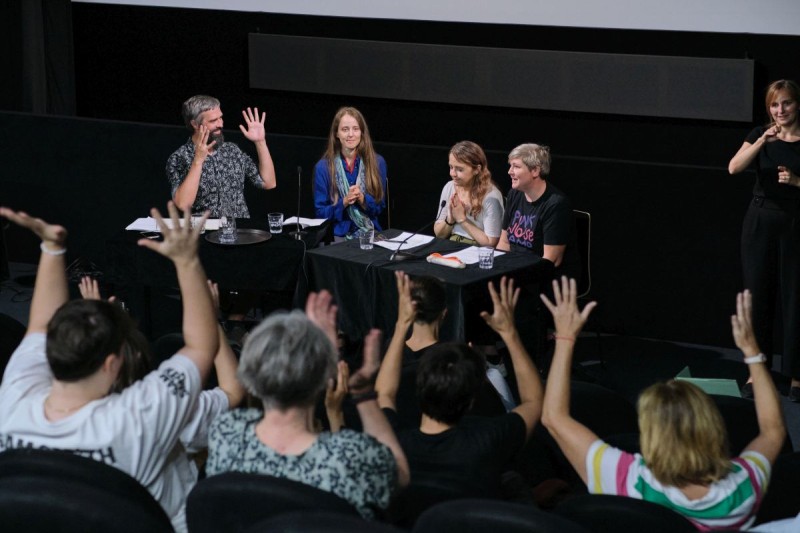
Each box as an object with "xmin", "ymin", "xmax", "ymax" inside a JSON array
[
  {"xmin": 387, "ymin": 475, "xmax": 472, "ymax": 529},
  {"xmin": 0, "ymin": 448, "xmax": 173, "ymax": 533},
  {"xmin": 413, "ymin": 498, "xmax": 591, "ymax": 533},
  {"xmin": 573, "ymin": 210, "xmax": 591, "ymax": 299},
  {"xmin": 755, "ymin": 452, "xmax": 800, "ymax": 525},
  {"xmin": 554, "ymin": 494, "xmax": 696, "ymax": 533},
  {"xmin": 245, "ymin": 510, "xmax": 400, "ymax": 533},
  {"xmin": 0, "ymin": 312, "xmax": 26, "ymax": 376},
  {"xmin": 186, "ymin": 472, "xmax": 359, "ymax": 533}
]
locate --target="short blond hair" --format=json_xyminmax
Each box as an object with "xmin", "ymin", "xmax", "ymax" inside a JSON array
[
  {"xmin": 638, "ymin": 380, "xmax": 731, "ymax": 487},
  {"xmin": 508, "ymin": 143, "xmax": 550, "ymax": 176}
]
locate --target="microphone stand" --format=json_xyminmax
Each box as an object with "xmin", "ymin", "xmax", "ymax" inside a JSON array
[
  {"xmin": 289, "ymin": 165, "xmax": 307, "ymax": 240},
  {"xmin": 389, "ymin": 200, "xmax": 447, "ymax": 261}
]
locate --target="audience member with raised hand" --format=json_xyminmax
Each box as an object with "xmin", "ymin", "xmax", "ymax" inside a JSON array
[
  {"xmin": 206, "ymin": 290, "xmax": 409, "ymax": 519},
  {"xmin": 0, "ymin": 203, "xmax": 218, "ymax": 533},
  {"xmin": 378, "ymin": 275, "xmax": 543, "ymax": 500},
  {"xmin": 540, "ymin": 278, "xmax": 784, "ymax": 531}
]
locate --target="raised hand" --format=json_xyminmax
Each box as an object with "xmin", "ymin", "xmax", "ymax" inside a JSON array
[
  {"xmin": 540, "ymin": 276, "xmax": 597, "ymax": 339},
  {"xmin": 239, "ymin": 107, "xmax": 266, "ymax": 143},
  {"xmin": 732, "ymin": 290, "xmax": 761, "ymax": 357},
  {"xmin": 349, "ymin": 329, "xmax": 382, "ymax": 395},
  {"xmin": 395, "ymin": 271, "xmax": 416, "ymax": 327},
  {"xmin": 0, "ymin": 207, "xmax": 66, "ymax": 248},
  {"xmin": 305, "ymin": 290, "xmax": 339, "ymax": 349},
  {"xmin": 325, "ymin": 360, "xmax": 350, "ymax": 431},
  {"xmin": 137, "ymin": 202, "xmax": 207, "ymax": 266},
  {"xmin": 192, "ymin": 124, "xmax": 216, "ymax": 160},
  {"xmin": 762, "ymin": 123, "xmax": 781, "ymax": 143},
  {"xmin": 480, "ymin": 276, "xmax": 520, "ymax": 337}
]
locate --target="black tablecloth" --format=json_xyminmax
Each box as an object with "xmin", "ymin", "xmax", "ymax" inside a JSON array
[
  {"xmin": 303, "ymin": 229, "xmax": 552, "ymax": 341},
  {"xmin": 106, "ymin": 220, "xmax": 315, "ymax": 335}
]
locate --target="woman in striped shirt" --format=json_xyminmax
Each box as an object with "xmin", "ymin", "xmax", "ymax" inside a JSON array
[{"xmin": 540, "ymin": 277, "xmax": 785, "ymax": 531}]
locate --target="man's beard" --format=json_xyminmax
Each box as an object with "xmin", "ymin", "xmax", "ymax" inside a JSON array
[{"xmin": 209, "ymin": 130, "xmax": 225, "ymax": 146}]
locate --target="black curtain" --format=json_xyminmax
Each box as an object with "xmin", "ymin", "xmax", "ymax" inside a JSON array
[{"xmin": 1, "ymin": 0, "xmax": 75, "ymax": 115}]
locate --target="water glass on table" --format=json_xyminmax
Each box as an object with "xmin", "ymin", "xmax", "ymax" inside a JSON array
[
  {"xmin": 478, "ymin": 246, "xmax": 494, "ymax": 269},
  {"xmin": 219, "ymin": 214, "xmax": 237, "ymax": 244},
  {"xmin": 268, "ymin": 212, "xmax": 284, "ymax": 234},
  {"xmin": 358, "ymin": 228, "xmax": 374, "ymax": 250}
]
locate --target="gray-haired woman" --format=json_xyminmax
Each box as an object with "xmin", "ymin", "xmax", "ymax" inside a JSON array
[{"xmin": 206, "ymin": 291, "xmax": 409, "ymax": 519}]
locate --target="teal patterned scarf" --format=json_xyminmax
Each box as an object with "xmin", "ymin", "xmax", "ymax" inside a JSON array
[{"xmin": 335, "ymin": 155, "xmax": 373, "ymax": 238}]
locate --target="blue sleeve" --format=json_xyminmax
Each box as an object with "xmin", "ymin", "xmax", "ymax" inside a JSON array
[
  {"xmin": 363, "ymin": 155, "xmax": 387, "ymax": 218},
  {"xmin": 314, "ymin": 159, "xmax": 345, "ymax": 222}
]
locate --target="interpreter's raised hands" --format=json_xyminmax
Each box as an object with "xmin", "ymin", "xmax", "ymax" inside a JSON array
[
  {"xmin": 0, "ymin": 207, "xmax": 67, "ymax": 248},
  {"xmin": 305, "ymin": 290, "xmax": 339, "ymax": 349},
  {"xmin": 732, "ymin": 290, "xmax": 761, "ymax": 357},
  {"xmin": 395, "ymin": 271, "xmax": 416, "ymax": 327},
  {"xmin": 449, "ymin": 193, "xmax": 466, "ymax": 223},
  {"xmin": 761, "ymin": 123, "xmax": 781, "ymax": 143},
  {"xmin": 192, "ymin": 124, "xmax": 216, "ymax": 161},
  {"xmin": 540, "ymin": 276, "xmax": 597, "ymax": 339},
  {"xmin": 137, "ymin": 202, "xmax": 207, "ymax": 266},
  {"xmin": 480, "ymin": 276, "xmax": 520, "ymax": 337},
  {"xmin": 349, "ymin": 329, "xmax": 382, "ymax": 395},
  {"xmin": 239, "ymin": 107, "xmax": 266, "ymax": 143},
  {"xmin": 777, "ymin": 166, "xmax": 800, "ymax": 187}
]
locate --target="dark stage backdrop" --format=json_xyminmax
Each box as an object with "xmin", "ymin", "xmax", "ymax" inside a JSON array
[{"xmin": 2, "ymin": 3, "xmax": 798, "ymax": 349}]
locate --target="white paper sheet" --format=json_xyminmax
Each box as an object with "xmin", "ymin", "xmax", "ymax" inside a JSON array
[
  {"xmin": 374, "ymin": 232, "xmax": 435, "ymax": 251},
  {"xmin": 125, "ymin": 217, "xmax": 220, "ymax": 232},
  {"xmin": 442, "ymin": 246, "xmax": 505, "ymax": 265},
  {"xmin": 283, "ymin": 216, "xmax": 328, "ymax": 228}
]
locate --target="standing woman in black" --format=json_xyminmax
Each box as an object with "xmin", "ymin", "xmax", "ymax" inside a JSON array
[{"xmin": 728, "ymin": 79, "xmax": 800, "ymax": 399}]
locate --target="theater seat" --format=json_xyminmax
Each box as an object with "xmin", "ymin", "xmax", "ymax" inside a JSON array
[
  {"xmin": 413, "ymin": 498, "xmax": 591, "ymax": 533},
  {"xmin": 244, "ymin": 510, "xmax": 400, "ymax": 532},
  {"xmin": 186, "ymin": 472, "xmax": 359, "ymax": 533},
  {"xmin": 554, "ymin": 494, "xmax": 696, "ymax": 533},
  {"xmin": 0, "ymin": 448, "xmax": 173, "ymax": 533}
]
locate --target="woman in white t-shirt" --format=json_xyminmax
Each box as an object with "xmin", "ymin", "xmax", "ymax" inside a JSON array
[{"xmin": 433, "ymin": 140, "xmax": 503, "ymax": 246}]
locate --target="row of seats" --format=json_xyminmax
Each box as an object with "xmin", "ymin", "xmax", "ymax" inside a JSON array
[{"xmin": 1, "ymin": 447, "xmax": 798, "ymax": 532}]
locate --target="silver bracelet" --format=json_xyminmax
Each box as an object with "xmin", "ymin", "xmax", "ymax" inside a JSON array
[
  {"xmin": 40, "ymin": 242, "xmax": 67, "ymax": 256},
  {"xmin": 744, "ymin": 353, "xmax": 767, "ymax": 365}
]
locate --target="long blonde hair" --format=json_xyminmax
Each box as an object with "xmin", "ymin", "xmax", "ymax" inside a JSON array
[
  {"xmin": 449, "ymin": 141, "xmax": 495, "ymax": 216},
  {"xmin": 638, "ymin": 380, "xmax": 731, "ymax": 487},
  {"xmin": 323, "ymin": 107, "xmax": 384, "ymax": 203}
]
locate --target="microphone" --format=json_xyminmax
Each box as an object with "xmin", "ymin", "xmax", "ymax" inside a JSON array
[
  {"xmin": 289, "ymin": 165, "xmax": 306, "ymax": 240},
  {"xmin": 389, "ymin": 200, "xmax": 447, "ymax": 262}
]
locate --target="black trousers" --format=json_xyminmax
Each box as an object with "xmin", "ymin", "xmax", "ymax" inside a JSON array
[{"xmin": 741, "ymin": 197, "xmax": 800, "ymax": 379}]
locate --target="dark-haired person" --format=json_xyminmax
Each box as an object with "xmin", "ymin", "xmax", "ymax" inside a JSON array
[
  {"xmin": 728, "ymin": 80, "xmax": 800, "ymax": 400},
  {"xmin": 0, "ymin": 203, "xmax": 220, "ymax": 533},
  {"xmin": 167, "ymin": 95, "xmax": 277, "ymax": 218},
  {"xmin": 541, "ymin": 278, "xmax": 784, "ymax": 531},
  {"xmin": 377, "ymin": 275, "xmax": 542, "ymax": 499},
  {"xmin": 433, "ymin": 141, "xmax": 503, "ymax": 247},
  {"xmin": 314, "ymin": 107, "xmax": 387, "ymax": 239}
]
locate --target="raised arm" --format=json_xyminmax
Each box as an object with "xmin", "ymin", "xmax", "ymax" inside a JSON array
[
  {"xmin": 208, "ymin": 280, "xmax": 245, "ymax": 407},
  {"xmin": 325, "ymin": 361, "xmax": 349, "ymax": 432},
  {"xmin": 539, "ymin": 277, "xmax": 598, "ymax": 484},
  {"xmin": 137, "ymin": 203, "xmax": 218, "ymax": 381},
  {"xmin": 0, "ymin": 208, "xmax": 68, "ymax": 335},
  {"xmin": 376, "ymin": 271, "xmax": 415, "ymax": 411},
  {"xmin": 239, "ymin": 107, "xmax": 276, "ymax": 190},
  {"xmin": 480, "ymin": 277, "xmax": 541, "ymax": 438},
  {"xmin": 728, "ymin": 125, "xmax": 778, "ymax": 174},
  {"xmin": 733, "ymin": 290, "xmax": 786, "ymax": 462},
  {"xmin": 352, "ymin": 329, "xmax": 410, "ymax": 488}
]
